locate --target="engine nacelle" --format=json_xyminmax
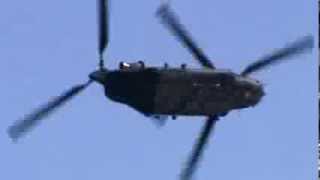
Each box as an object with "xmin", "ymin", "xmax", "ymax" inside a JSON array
[{"xmin": 119, "ymin": 61, "xmax": 145, "ymax": 70}]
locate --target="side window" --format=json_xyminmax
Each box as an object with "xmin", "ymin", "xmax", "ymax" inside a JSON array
[{"xmin": 216, "ymin": 74, "xmax": 235, "ymax": 89}]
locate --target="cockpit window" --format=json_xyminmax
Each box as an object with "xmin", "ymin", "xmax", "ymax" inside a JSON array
[{"xmin": 235, "ymin": 76, "xmax": 260, "ymax": 86}]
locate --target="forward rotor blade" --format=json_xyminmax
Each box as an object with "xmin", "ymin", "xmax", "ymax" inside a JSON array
[
  {"xmin": 8, "ymin": 81, "xmax": 92, "ymax": 141},
  {"xmin": 241, "ymin": 35, "xmax": 314, "ymax": 76},
  {"xmin": 180, "ymin": 116, "xmax": 218, "ymax": 180},
  {"xmin": 97, "ymin": 0, "xmax": 109, "ymax": 60},
  {"xmin": 156, "ymin": 4, "xmax": 215, "ymax": 69}
]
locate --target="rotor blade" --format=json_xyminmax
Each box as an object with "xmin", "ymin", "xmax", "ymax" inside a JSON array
[
  {"xmin": 241, "ymin": 35, "xmax": 314, "ymax": 76},
  {"xmin": 7, "ymin": 81, "xmax": 92, "ymax": 142},
  {"xmin": 97, "ymin": 0, "xmax": 109, "ymax": 60},
  {"xmin": 180, "ymin": 116, "xmax": 218, "ymax": 180},
  {"xmin": 156, "ymin": 4, "xmax": 215, "ymax": 69}
]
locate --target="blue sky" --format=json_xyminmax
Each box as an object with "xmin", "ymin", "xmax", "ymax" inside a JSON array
[{"xmin": 0, "ymin": 0, "xmax": 317, "ymax": 180}]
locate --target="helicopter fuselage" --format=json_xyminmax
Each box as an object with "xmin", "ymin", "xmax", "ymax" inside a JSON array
[{"xmin": 90, "ymin": 65, "xmax": 264, "ymax": 116}]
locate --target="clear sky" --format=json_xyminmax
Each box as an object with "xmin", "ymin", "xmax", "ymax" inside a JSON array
[{"xmin": 0, "ymin": 0, "xmax": 317, "ymax": 180}]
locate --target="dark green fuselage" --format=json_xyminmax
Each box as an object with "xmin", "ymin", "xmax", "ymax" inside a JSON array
[{"xmin": 90, "ymin": 67, "xmax": 264, "ymax": 116}]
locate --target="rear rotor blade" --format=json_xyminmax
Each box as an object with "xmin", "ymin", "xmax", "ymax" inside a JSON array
[
  {"xmin": 97, "ymin": 0, "xmax": 109, "ymax": 64},
  {"xmin": 8, "ymin": 81, "xmax": 92, "ymax": 141},
  {"xmin": 241, "ymin": 35, "xmax": 314, "ymax": 76},
  {"xmin": 180, "ymin": 116, "xmax": 218, "ymax": 180},
  {"xmin": 156, "ymin": 4, "xmax": 215, "ymax": 69}
]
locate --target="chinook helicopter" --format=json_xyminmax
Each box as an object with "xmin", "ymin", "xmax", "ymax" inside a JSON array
[{"xmin": 8, "ymin": 1, "xmax": 313, "ymax": 180}]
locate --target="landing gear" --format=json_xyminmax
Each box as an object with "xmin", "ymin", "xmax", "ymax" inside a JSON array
[
  {"xmin": 164, "ymin": 63, "xmax": 169, "ymax": 68},
  {"xmin": 181, "ymin": 63, "xmax": 187, "ymax": 69},
  {"xmin": 219, "ymin": 112, "xmax": 227, "ymax": 117}
]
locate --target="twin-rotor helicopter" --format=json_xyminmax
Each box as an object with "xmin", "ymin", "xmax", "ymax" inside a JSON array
[{"xmin": 8, "ymin": 0, "xmax": 314, "ymax": 180}]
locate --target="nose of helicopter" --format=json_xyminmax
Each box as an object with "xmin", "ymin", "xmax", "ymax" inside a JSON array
[
  {"xmin": 89, "ymin": 69, "xmax": 109, "ymax": 85},
  {"xmin": 244, "ymin": 81, "xmax": 265, "ymax": 106},
  {"xmin": 235, "ymin": 76, "xmax": 265, "ymax": 106},
  {"xmin": 246, "ymin": 84, "xmax": 265, "ymax": 106}
]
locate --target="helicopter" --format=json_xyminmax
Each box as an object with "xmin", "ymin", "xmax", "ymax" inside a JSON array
[{"xmin": 7, "ymin": 1, "xmax": 314, "ymax": 180}]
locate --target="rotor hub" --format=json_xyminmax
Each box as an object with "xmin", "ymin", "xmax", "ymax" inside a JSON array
[{"xmin": 89, "ymin": 69, "xmax": 109, "ymax": 85}]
